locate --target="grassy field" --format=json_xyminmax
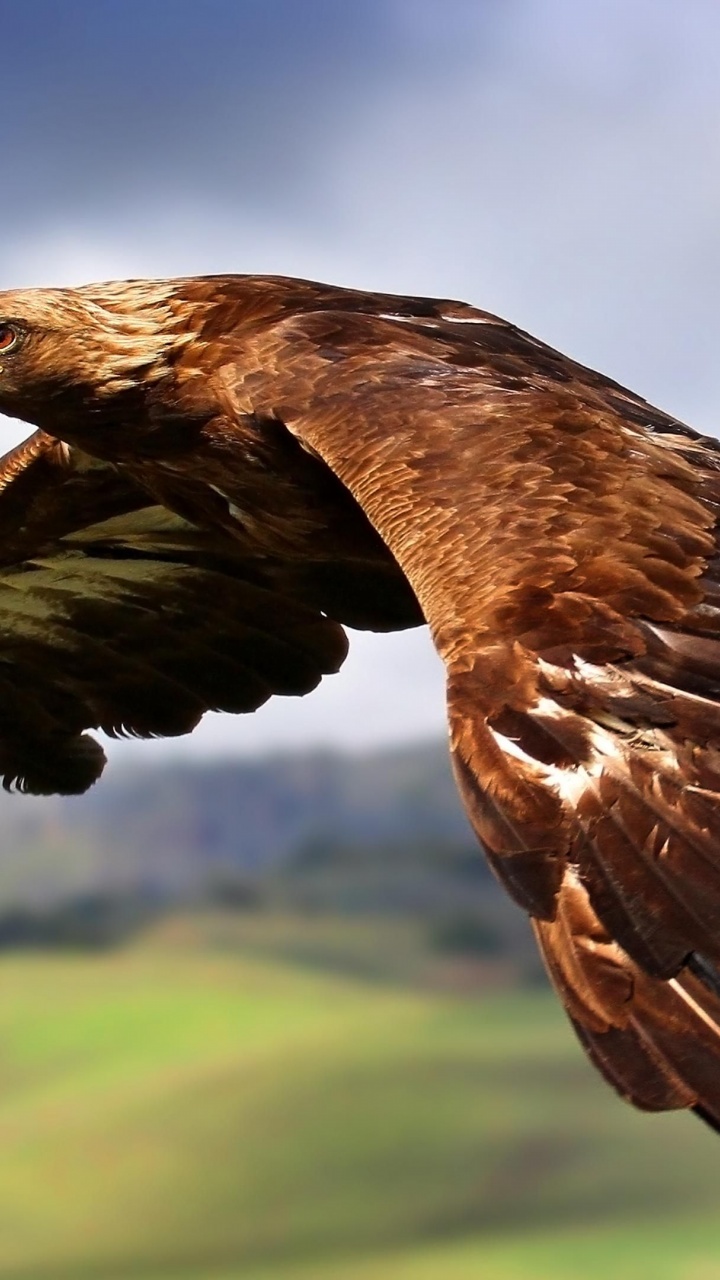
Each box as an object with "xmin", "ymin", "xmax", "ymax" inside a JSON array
[{"xmin": 0, "ymin": 914, "xmax": 717, "ymax": 1278}]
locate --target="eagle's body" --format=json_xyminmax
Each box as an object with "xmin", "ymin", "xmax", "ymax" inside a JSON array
[{"xmin": 1, "ymin": 274, "xmax": 720, "ymax": 1126}]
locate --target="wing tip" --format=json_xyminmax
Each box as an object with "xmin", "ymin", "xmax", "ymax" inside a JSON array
[
  {"xmin": 692, "ymin": 1104, "xmax": 720, "ymax": 1134},
  {"xmin": 0, "ymin": 733, "xmax": 106, "ymax": 796}
]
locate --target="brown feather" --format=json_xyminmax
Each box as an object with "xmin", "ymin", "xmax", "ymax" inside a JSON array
[{"xmin": 1, "ymin": 274, "xmax": 720, "ymax": 1126}]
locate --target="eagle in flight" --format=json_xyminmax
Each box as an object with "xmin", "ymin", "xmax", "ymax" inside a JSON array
[{"xmin": 0, "ymin": 273, "xmax": 718, "ymax": 1126}]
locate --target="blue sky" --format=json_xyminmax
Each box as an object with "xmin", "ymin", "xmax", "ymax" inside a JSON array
[{"xmin": 2, "ymin": 0, "xmax": 720, "ymax": 761}]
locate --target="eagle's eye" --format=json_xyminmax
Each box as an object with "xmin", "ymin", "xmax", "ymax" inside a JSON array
[{"xmin": 0, "ymin": 325, "xmax": 18, "ymax": 354}]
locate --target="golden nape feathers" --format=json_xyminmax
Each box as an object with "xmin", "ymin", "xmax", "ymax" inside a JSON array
[{"xmin": 1, "ymin": 272, "xmax": 720, "ymax": 1128}]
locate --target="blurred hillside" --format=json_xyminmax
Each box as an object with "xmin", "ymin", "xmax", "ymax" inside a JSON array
[
  {"xmin": 0, "ymin": 923, "xmax": 717, "ymax": 1280},
  {"xmin": 0, "ymin": 747, "xmax": 718, "ymax": 1279},
  {"xmin": 0, "ymin": 741, "xmax": 467, "ymax": 899},
  {"xmin": 0, "ymin": 740, "xmax": 540, "ymax": 980}
]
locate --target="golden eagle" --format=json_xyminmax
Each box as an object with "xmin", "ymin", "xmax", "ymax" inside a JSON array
[{"xmin": 0, "ymin": 273, "xmax": 719, "ymax": 1127}]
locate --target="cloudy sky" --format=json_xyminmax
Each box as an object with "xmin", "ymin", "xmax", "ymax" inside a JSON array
[{"xmin": 1, "ymin": 0, "xmax": 720, "ymax": 762}]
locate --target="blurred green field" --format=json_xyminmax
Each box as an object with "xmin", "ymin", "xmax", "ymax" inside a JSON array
[{"xmin": 0, "ymin": 914, "xmax": 718, "ymax": 1279}]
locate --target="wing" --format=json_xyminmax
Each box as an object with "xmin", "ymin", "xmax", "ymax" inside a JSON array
[
  {"xmin": 241, "ymin": 299, "xmax": 720, "ymax": 1127},
  {"xmin": 0, "ymin": 432, "xmax": 349, "ymax": 795}
]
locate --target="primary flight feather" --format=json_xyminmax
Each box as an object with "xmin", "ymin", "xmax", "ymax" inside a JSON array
[{"xmin": 0, "ymin": 273, "xmax": 719, "ymax": 1126}]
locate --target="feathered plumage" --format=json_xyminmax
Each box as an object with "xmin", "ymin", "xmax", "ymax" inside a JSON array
[{"xmin": 0, "ymin": 272, "xmax": 719, "ymax": 1126}]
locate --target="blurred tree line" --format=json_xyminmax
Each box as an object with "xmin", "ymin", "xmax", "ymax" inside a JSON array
[{"xmin": 0, "ymin": 741, "xmax": 542, "ymax": 983}]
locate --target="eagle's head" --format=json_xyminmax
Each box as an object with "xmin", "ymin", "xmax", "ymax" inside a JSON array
[{"xmin": 0, "ymin": 279, "xmax": 199, "ymax": 432}]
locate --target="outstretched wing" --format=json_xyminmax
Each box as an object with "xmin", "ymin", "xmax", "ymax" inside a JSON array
[
  {"xmin": 243, "ymin": 298, "xmax": 720, "ymax": 1126},
  {"xmin": 0, "ymin": 432, "xmax": 348, "ymax": 794}
]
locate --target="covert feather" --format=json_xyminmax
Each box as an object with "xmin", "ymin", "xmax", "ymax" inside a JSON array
[{"xmin": 0, "ymin": 273, "xmax": 720, "ymax": 1126}]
